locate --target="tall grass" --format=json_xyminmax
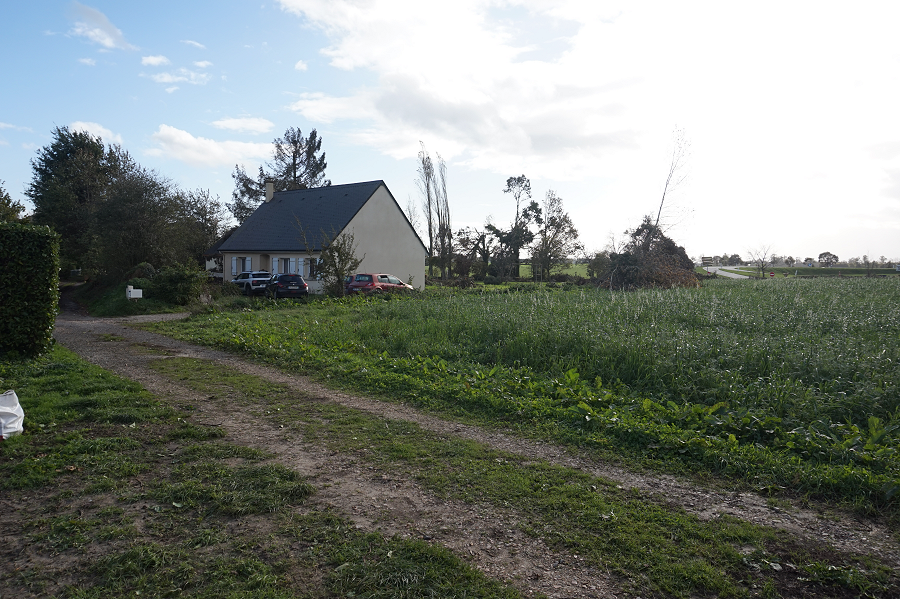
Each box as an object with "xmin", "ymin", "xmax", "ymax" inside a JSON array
[
  {"xmin": 149, "ymin": 278, "xmax": 900, "ymax": 511},
  {"xmin": 301, "ymin": 279, "xmax": 899, "ymax": 429}
]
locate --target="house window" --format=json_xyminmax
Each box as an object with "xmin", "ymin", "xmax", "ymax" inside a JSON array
[
  {"xmin": 231, "ymin": 256, "xmax": 252, "ymax": 275},
  {"xmin": 308, "ymin": 258, "xmax": 323, "ymax": 280},
  {"xmin": 280, "ymin": 258, "xmax": 291, "ymax": 274}
]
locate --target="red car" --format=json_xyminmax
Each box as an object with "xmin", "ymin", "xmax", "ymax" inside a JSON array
[{"xmin": 346, "ymin": 273, "xmax": 413, "ymax": 295}]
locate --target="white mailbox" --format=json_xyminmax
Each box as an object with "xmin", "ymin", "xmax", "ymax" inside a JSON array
[{"xmin": 126, "ymin": 285, "xmax": 143, "ymax": 300}]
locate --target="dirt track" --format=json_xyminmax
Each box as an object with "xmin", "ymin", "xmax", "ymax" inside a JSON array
[{"xmin": 51, "ymin": 303, "xmax": 900, "ymax": 597}]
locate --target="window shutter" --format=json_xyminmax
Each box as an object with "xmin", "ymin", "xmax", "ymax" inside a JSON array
[
  {"xmin": 289, "ymin": 258, "xmax": 296, "ymax": 274},
  {"xmin": 231, "ymin": 257, "xmax": 237, "ymax": 275}
]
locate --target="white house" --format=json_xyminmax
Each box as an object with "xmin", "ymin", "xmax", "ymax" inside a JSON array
[{"xmin": 217, "ymin": 180, "xmax": 426, "ymax": 292}]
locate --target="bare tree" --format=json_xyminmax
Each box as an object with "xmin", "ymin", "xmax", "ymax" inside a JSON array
[
  {"xmin": 294, "ymin": 218, "xmax": 363, "ymax": 296},
  {"xmin": 433, "ymin": 154, "xmax": 453, "ymax": 279},
  {"xmin": 653, "ymin": 127, "xmax": 690, "ymax": 231},
  {"xmin": 319, "ymin": 229, "xmax": 364, "ymax": 296},
  {"xmin": 403, "ymin": 196, "xmax": 421, "ymax": 236},
  {"xmin": 747, "ymin": 245, "xmax": 774, "ymax": 278},
  {"xmin": 416, "ymin": 144, "xmax": 453, "ymax": 279},
  {"xmin": 416, "ymin": 143, "xmax": 436, "ymax": 276}
]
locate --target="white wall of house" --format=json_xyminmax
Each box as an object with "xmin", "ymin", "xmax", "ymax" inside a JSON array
[
  {"xmin": 223, "ymin": 252, "xmax": 326, "ymax": 293},
  {"xmin": 344, "ymin": 185, "xmax": 426, "ymax": 289}
]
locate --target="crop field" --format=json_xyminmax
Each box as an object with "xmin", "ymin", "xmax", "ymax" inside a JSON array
[{"xmin": 149, "ymin": 278, "xmax": 900, "ymax": 520}]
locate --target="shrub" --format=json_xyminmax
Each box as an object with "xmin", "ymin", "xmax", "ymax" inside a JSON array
[
  {"xmin": 151, "ymin": 264, "xmax": 206, "ymax": 305},
  {"xmin": 126, "ymin": 277, "xmax": 153, "ymax": 292},
  {"xmin": 0, "ymin": 223, "xmax": 60, "ymax": 357},
  {"xmin": 126, "ymin": 262, "xmax": 156, "ymax": 280}
]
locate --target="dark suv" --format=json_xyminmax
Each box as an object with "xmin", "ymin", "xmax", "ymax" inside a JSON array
[
  {"xmin": 230, "ymin": 271, "xmax": 270, "ymax": 295},
  {"xmin": 265, "ymin": 274, "xmax": 309, "ymax": 299}
]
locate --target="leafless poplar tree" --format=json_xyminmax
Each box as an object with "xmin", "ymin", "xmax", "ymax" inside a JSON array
[
  {"xmin": 416, "ymin": 143, "xmax": 436, "ymax": 277},
  {"xmin": 416, "ymin": 143, "xmax": 452, "ymax": 279}
]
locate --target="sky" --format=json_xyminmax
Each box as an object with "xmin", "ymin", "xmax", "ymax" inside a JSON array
[{"xmin": 2, "ymin": 0, "xmax": 899, "ymax": 263}]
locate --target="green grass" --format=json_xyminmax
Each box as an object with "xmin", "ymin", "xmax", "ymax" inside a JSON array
[
  {"xmin": 517, "ymin": 262, "xmax": 589, "ymax": 279},
  {"xmin": 143, "ymin": 279, "xmax": 900, "ymax": 519},
  {"xmin": 1, "ymin": 347, "xmax": 527, "ymax": 599},
  {"xmin": 142, "ymin": 355, "xmax": 900, "ymax": 598}
]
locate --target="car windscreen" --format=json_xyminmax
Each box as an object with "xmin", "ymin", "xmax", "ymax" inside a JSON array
[
  {"xmin": 355, "ymin": 274, "xmax": 373, "ymax": 282},
  {"xmin": 279, "ymin": 275, "xmax": 301, "ymax": 282}
]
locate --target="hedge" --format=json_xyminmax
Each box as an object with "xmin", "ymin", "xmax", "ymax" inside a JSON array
[{"xmin": 0, "ymin": 223, "xmax": 60, "ymax": 357}]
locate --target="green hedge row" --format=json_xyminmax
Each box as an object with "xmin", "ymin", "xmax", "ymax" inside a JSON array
[{"xmin": 0, "ymin": 223, "xmax": 59, "ymax": 357}]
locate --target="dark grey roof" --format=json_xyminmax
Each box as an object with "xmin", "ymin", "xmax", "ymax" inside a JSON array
[{"xmin": 219, "ymin": 180, "xmax": 405, "ymax": 253}]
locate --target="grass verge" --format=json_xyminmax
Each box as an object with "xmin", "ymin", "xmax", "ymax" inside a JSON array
[
  {"xmin": 0, "ymin": 346, "xmax": 526, "ymax": 599},
  {"xmin": 147, "ymin": 355, "xmax": 900, "ymax": 598}
]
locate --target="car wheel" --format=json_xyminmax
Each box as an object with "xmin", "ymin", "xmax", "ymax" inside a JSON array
[
  {"xmin": 243, "ymin": 284, "xmax": 251, "ymax": 296},
  {"xmin": 273, "ymin": 288, "xmax": 279, "ymax": 299}
]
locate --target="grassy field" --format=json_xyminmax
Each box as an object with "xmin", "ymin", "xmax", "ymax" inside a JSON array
[
  {"xmin": 719, "ymin": 267, "xmax": 899, "ymax": 278},
  {"xmin": 0, "ymin": 347, "xmax": 526, "ymax": 598},
  {"xmin": 146, "ymin": 279, "xmax": 900, "ymax": 519},
  {"xmin": 4, "ymin": 277, "xmax": 899, "ymax": 597}
]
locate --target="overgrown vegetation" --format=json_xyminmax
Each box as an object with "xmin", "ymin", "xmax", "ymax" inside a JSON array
[
  {"xmin": 146, "ymin": 278, "xmax": 900, "ymax": 520},
  {"xmin": 26, "ymin": 126, "xmax": 226, "ymax": 280}
]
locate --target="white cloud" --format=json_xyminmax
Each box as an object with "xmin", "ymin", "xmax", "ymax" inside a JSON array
[
  {"xmin": 277, "ymin": 0, "xmax": 636, "ymax": 177},
  {"xmin": 165, "ymin": 86, "xmax": 179, "ymax": 93},
  {"xmin": 68, "ymin": 2, "xmax": 136, "ymax": 50},
  {"xmin": 181, "ymin": 39, "xmax": 206, "ymax": 49},
  {"xmin": 145, "ymin": 68, "xmax": 211, "ymax": 85},
  {"xmin": 141, "ymin": 55, "xmax": 170, "ymax": 66},
  {"xmin": 294, "ymin": 60, "xmax": 308, "ymax": 71},
  {"xmin": 193, "ymin": 60, "xmax": 213, "ymax": 68},
  {"xmin": 0, "ymin": 122, "xmax": 31, "ymax": 132},
  {"xmin": 211, "ymin": 117, "xmax": 274, "ymax": 134},
  {"xmin": 69, "ymin": 121, "xmax": 124, "ymax": 145},
  {"xmin": 147, "ymin": 125, "xmax": 271, "ymax": 167},
  {"xmin": 78, "ymin": 57, "xmax": 96, "ymax": 66}
]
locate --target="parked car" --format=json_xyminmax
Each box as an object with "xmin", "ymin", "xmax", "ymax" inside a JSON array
[
  {"xmin": 230, "ymin": 271, "xmax": 270, "ymax": 295},
  {"xmin": 265, "ymin": 273, "xmax": 309, "ymax": 299},
  {"xmin": 346, "ymin": 273, "xmax": 414, "ymax": 295}
]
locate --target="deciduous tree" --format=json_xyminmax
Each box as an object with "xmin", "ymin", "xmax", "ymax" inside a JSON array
[
  {"xmin": 318, "ymin": 229, "xmax": 364, "ymax": 296},
  {"xmin": 529, "ymin": 190, "xmax": 582, "ymax": 280},
  {"xmin": 747, "ymin": 245, "xmax": 774, "ymax": 278},
  {"xmin": 416, "ymin": 144, "xmax": 453, "ymax": 279},
  {"xmin": 486, "ymin": 175, "xmax": 540, "ymax": 278},
  {"xmin": 818, "ymin": 251, "xmax": 838, "ymax": 267},
  {"xmin": 0, "ymin": 181, "xmax": 26, "ymax": 222},
  {"xmin": 27, "ymin": 126, "xmax": 228, "ymax": 279},
  {"xmin": 27, "ymin": 126, "xmax": 115, "ymax": 269}
]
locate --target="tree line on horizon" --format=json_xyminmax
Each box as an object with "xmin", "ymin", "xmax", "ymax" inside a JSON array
[{"xmin": 3, "ymin": 125, "xmax": 756, "ymax": 291}]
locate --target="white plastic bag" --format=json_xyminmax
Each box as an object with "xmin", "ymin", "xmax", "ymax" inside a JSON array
[{"xmin": 0, "ymin": 390, "xmax": 24, "ymax": 439}]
